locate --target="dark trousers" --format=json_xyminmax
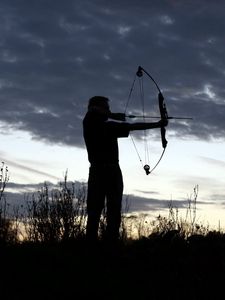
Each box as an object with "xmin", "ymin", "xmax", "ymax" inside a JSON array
[{"xmin": 86, "ymin": 164, "xmax": 123, "ymax": 242}]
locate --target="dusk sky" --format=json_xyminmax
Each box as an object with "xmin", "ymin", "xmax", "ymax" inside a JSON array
[{"xmin": 1, "ymin": 0, "xmax": 225, "ymax": 228}]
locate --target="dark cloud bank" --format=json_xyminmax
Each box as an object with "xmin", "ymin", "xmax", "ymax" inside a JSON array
[{"xmin": 0, "ymin": 0, "xmax": 225, "ymax": 147}]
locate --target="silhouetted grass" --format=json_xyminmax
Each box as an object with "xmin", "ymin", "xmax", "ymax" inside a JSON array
[{"xmin": 1, "ymin": 170, "xmax": 225, "ymax": 299}]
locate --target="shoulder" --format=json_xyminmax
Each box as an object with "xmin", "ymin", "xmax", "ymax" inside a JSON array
[{"xmin": 83, "ymin": 112, "xmax": 103, "ymax": 123}]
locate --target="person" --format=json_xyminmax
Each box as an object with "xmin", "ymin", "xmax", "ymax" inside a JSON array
[{"xmin": 83, "ymin": 96, "xmax": 168, "ymax": 243}]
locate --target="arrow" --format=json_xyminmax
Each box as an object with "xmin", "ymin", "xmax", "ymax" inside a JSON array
[{"xmin": 126, "ymin": 115, "xmax": 193, "ymax": 120}]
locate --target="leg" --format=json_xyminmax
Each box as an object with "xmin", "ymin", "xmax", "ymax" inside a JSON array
[
  {"xmin": 86, "ymin": 167, "xmax": 106, "ymax": 242},
  {"xmin": 105, "ymin": 166, "xmax": 123, "ymax": 242}
]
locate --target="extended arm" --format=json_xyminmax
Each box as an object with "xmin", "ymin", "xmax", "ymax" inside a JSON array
[
  {"xmin": 108, "ymin": 112, "xmax": 168, "ymax": 130},
  {"xmin": 129, "ymin": 119, "xmax": 168, "ymax": 131}
]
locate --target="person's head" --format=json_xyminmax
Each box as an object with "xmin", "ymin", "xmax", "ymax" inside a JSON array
[{"xmin": 88, "ymin": 96, "xmax": 111, "ymax": 117}]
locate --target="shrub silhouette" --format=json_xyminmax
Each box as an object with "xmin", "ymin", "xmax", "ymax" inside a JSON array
[{"xmin": 26, "ymin": 177, "xmax": 87, "ymax": 242}]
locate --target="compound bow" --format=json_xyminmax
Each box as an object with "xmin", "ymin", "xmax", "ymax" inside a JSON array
[{"xmin": 125, "ymin": 66, "xmax": 192, "ymax": 175}]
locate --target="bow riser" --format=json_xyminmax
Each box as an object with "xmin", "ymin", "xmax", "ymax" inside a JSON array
[{"xmin": 158, "ymin": 92, "xmax": 168, "ymax": 149}]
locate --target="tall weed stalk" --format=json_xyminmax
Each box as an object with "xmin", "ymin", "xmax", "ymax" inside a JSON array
[{"xmin": 0, "ymin": 162, "xmax": 19, "ymax": 244}]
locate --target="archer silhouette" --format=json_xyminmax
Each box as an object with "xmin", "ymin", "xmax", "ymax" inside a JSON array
[{"xmin": 83, "ymin": 96, "xmax": 168, "ymax": 243}]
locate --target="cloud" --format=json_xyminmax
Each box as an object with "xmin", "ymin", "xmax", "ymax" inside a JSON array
[
  {"xmin": 3, "ymin": 179, "xmax": 87, "ymax": 216},
  {"xmin": 2, "ymin": 178, "xmax": 215, "ymax": 218},
  {"xmin": 0, "ymin": 0, "xmax": 225, "ymax": 147},
  {"xmin": 2, "ymin": 158, "xmax": 61, "ymax": 181},
  {"xmin": 123, "ymin": 193, "xmax": 209, "ymax": 213},
  {"xmin": 198, "ymin": 156, "xmax": 225, "ymax": 168}
]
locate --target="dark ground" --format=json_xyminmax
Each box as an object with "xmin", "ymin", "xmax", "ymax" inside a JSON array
[{"xmin": 1, "ymin": 232, "xmax": 225, "ymax": 300}]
